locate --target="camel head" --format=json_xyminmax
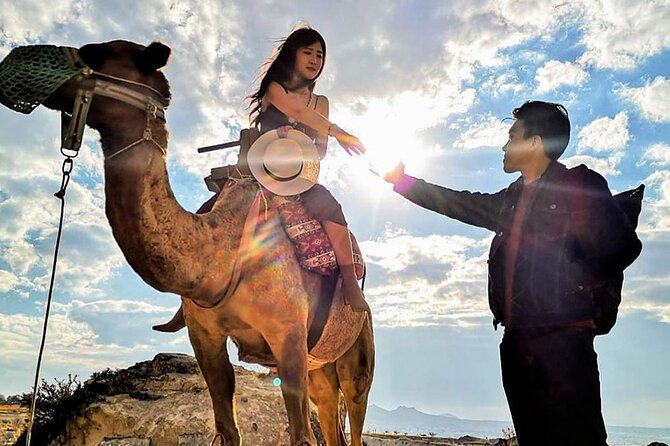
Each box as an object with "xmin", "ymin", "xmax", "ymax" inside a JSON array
[{"xmin": 42, "ymin": 40, "xmax": 172, "ymax": 133}]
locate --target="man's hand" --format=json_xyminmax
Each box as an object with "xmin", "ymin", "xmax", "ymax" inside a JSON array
[{"xmin": 384, "ymin": 161, "xmax": 406, "ymax": 184}]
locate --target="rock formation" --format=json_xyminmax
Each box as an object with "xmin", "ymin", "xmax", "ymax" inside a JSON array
[
  {"xmin": 5, "ymin": 354, "xmax": 521, "ymax": 446},
  {"xmin": 0, "ymin": 404, "xmax": 29, "ymax": 446},
  {"xmin": 20, "ymin": 353, "xmax": 321, "ymax": 446}
]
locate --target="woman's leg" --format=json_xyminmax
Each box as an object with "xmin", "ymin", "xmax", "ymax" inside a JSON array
[
  {"xmin": 322, "ymin": 220, "xmax": 369, "ymax": 313},
  {"xmin": 301, "ymin": 184, "xmax": 369, "ymax": 313}
]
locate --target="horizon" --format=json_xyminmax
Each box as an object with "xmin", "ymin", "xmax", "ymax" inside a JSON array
[
  {"xmin": 1, "ymin": 0, "xmax": 669, "ymax": 431},
  {"xmin": 368, "ymin": 404, "xmax": 670, "ymax": 429}
]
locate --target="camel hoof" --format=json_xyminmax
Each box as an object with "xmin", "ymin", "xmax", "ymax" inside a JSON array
[{"xmin": 209, "ymin": 433, "xmax": 224, "ymax": 446}]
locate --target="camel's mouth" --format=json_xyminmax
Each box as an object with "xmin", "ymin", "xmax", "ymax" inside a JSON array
[{"xmin": 0, "ymin": 45, "xmax": 89, "ymax": 114}]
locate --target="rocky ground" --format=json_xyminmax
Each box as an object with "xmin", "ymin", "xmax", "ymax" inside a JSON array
[
  {"xmin": 0, "ymin": 353, "xmax": 507, "ymax": 446},
  {"xmin": 0, "ymin": 405, "xmax": 29, "ymax": 446}
]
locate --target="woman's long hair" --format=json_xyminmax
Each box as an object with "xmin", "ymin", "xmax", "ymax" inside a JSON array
[{"xmin": 248, "ymin": 26, "xmax": 327, "ymax": 125}]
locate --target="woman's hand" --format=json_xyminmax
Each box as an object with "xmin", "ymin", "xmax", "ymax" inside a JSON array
[
  {"xmin": 276, "ymin": 125, "xmax": 293, "ymax": 139},
  {"xmin": 335, "ymin": 131, "xmax": 366, "ymax": 156}
]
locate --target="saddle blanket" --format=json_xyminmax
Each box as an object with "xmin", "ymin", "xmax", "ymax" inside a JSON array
[{"xmin": 275, "ymin": 196, "xmax": 365, "ymax": 279}]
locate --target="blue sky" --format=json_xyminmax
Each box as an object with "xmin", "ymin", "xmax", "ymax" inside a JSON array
[{"xmin": 1, "ymin": 0, "xmax": 669, "ymax": 431}]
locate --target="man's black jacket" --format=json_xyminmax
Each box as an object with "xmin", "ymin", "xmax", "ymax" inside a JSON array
[{"xmin": 394, "ymin": 161, "xmax": 642, "ymax": 329}]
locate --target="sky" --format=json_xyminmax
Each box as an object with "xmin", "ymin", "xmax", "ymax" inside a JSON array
[{"xmin": 1, "ymin": 0, "xmax": 669, "ymax": 431}]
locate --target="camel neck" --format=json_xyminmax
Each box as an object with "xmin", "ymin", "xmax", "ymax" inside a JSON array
[{"xmin": 101, "ymin": 145, "xmax": 248, "ymax": 304}]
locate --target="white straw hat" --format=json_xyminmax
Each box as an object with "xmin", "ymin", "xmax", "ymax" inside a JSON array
[{"xmin": 247, "ymin": 129, "xmax": 320, "ymax": 196}]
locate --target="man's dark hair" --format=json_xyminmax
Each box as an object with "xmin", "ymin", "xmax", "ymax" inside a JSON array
[{"xmin": 512, "ymin": 101, "xmax": 571, "ymax": 160}]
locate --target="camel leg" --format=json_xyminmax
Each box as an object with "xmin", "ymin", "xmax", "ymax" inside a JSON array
[
  {"xmin": 268, "ymin": 329, "xmax": 316, "ymax": 446},
  {"xmin": 336, "ymin": 316, "xmax": 375, "ymax": 446},
  {"xmin": 187, "ymin": 327, "xmax": 240, "ymax": 445},
  {"xmin": 308, "ymin": 364, "xmax": 348, "ymax": 446}
]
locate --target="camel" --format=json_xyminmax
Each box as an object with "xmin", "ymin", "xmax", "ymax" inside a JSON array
[{"xmin": 3, "ymin": 40, "xmax": 374, "ymax": 446}]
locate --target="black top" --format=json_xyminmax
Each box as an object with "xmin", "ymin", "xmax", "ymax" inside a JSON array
[{"xmin": 256, "ymin": 100, "xmax": 326, "ymax": 159}]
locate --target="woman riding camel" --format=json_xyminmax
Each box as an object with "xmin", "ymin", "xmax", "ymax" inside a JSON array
[{"xmin": 248, "ymin": 25, "xmax": 369, "ymax": 313}]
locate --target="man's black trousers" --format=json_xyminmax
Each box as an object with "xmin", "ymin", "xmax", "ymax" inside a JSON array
[{"xmin": 500, "ymin": 326, "xmax": 608, "ymax": 446}]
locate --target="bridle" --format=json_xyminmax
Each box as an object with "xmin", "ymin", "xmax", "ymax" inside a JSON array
[{"xmin": 59, "ymin": 47, "xmax": 170, "ymax": 160}]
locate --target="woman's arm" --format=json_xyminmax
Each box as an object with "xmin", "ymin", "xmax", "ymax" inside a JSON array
[
  {"xmin": 314, "ymin": 94, "xmax": 329, "ymax": 154},
  {"xmin": 265, "ymin": 81, "xmax": 365, "ymax": 155}
]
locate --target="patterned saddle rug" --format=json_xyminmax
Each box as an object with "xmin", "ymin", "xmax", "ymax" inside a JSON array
[{"xmin": 274, "ymin": 195, "xmax": 365, "ymax": 280}]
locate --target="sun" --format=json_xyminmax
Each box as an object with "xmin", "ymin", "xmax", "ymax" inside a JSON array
[
  {"xmin": 327, "ymin": 92, "xmax": 436, "ymax": 200},
  {"xmin": 360, "ymin": 128, "xmax": 416, "ymax": 176},
  {"xmin": 346, "ymin": 120, "xmax": 430, "ymax": 199}
]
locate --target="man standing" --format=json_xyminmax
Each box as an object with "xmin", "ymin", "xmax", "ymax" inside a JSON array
[{"xmin": 384, "ymin": 101, "xmax": 641, "ymax": 446}]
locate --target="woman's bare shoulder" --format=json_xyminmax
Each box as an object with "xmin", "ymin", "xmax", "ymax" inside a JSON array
[
  {"xmin": 315, "ymin": 94, "xmax": 329, "ymax": 115},
  {"xmin": 267, "ymin": 81, "xmax": 288, "ymax": 95},
  {"xmin": 315, "ymin": 94, "xmax": 330, "ymax": 105}
]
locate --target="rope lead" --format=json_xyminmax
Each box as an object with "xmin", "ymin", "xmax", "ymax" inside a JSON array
[{"xmin": 25, "ymin": 156, "xmax": 74, "ymax": 446}]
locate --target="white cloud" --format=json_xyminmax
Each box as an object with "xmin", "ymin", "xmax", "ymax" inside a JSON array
[
  {"xmin": 622, "ymin": 297, "xmax": 670, "ymax": 324},
  {"xmin": 577, "ymin": 0, "xmax": 670, "ymax": 70},
  {"xmin": 360, "ymin": 225, "xmax": 491, "ymax": 328},
  {"xmin": 535, "ymin": 60, "xmax": 589, "ymax": 93},
  {"xmin": 454, "ymin": 115, "xmax": 510, "ymax": 150},
  {"xmin": 342, "ymin": 84, "xmax": 477, "ymax": 138},
  {"xmin": 365, "ymin": 278, "xmax": 490, "ymax": 328},
  {"xmin": 0, "ymin": 296, "xmax": 186, "ymax": 396},
  {"xmin": 0, "ymin": 0, "xmax": 78, "ymax": 43},
  {"xmin": 561, "ymin": 153, "xmax": 624, "ymax": 176},
  {"xmin": 640, "ymin": 170, "xmax": 670, "ymax": 232},
  {"xmin": 577, "ymin": 112, "xmax": 630, "ymax": 152},
  {"xmin": 64, "ymin": 299, "xmax": 172, "ymax": 315},
  {"xmin": 640, "ymin": 143, "xmax": 670, "ymax": 167},
  {"xmin": 481, "ymin": 71, "xmax": 525, "ymax": 96},
  {"xmin": 363, "ymin": 229, "xmax": 484, "ymax": 273},
  {"xmin": 1, "ymin": 239, "xmax": 40, "ymax": 277},
  {"xmin": 441, "ymin": 0, "xmax": 571, "ymax": 70},
  {"xmin": 496, "ymin": 0, "xmax": 575, "ymax": 31},
  {"xmin": 0, "ymin": 270, "xmax": 21, "ymax": 293},
  {"xmin": 618, "ymin": 76, "xmax": 670, "ymax": 123},
  {"xmin": 0, "ymin": 312, "xmax": 155, "ymax": 366},
  {"xmin": 0, "ymin": 155, "xmax": 124, "ymax": 298}
]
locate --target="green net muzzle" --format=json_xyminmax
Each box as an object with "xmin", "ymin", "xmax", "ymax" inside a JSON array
[{"xmin": 0, "ymin": 45, "xmax": 88, "ymax": 114}]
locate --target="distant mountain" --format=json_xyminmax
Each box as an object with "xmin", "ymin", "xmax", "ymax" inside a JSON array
[
  {"xmin": 365, "ymin": 405, "xmax": 511, "ymax": 439},
  {"xmin": 364, "ymin": 405, "xmax": 670, "ymax": 445}
]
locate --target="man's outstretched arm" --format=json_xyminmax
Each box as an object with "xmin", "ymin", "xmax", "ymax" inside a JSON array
[{"xmin": 384, "ymin": 162, "xmax": 506, "ymax": 232}]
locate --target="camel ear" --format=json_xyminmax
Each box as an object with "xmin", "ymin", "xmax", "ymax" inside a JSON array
[
  {"xmin": 136, "ymin": 42, "xmax": 171, "ymax": 73},
  {"xmin": 78, "ymin": 43, "xmax": 113, "ymax": 70}
]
